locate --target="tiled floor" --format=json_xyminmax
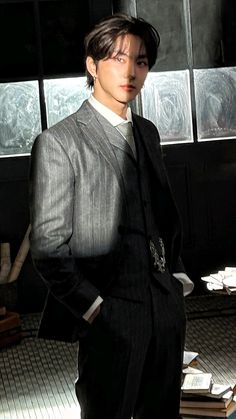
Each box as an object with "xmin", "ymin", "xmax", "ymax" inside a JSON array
[
  {"xmin": 1, "ymin": 294, "xmax": 236, "ymax": 418},
  {"xmin": 185, "ymin": 296, "xmax": 236, "ymax": 386},
  {"xmin": 0, "ymin": 314, "xmax": 80, "ymax": 419}
]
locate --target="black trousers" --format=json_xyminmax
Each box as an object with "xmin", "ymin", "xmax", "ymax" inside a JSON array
[{"xmin": 75, "ymin": 276, "xmax": 186, "ymax": 419}]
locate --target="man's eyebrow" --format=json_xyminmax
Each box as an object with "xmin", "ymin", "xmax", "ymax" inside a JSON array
[
  {"xmin": 113, "ymin": 50, "xmax": 127, "ymax": 56},
  {"xmin": 112, "ymin": 50, "xmax": 148, "ymax": 59},
  {"xmin": 137, "ymin": 54, "xmax": 148, "ymax": 60}
]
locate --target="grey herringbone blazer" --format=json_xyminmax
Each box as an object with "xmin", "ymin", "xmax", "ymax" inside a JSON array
[{"xmin": 30, "ymin": 100, "xmax": 184, "ymax": 341}]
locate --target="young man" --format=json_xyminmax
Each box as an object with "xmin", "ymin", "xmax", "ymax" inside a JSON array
[{"xmin": 30, "ymin": 13, "xmax": 193, "ymax": 419}]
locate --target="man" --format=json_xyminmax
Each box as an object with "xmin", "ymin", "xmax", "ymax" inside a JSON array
[{"xmin": 30, "ymin": 13, "xmax": 194, "ymax": 419}]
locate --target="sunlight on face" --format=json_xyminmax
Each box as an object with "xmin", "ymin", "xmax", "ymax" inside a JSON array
[{"xmin": 87, "ymin": 34, "xmax": 149, "ymax": 116}]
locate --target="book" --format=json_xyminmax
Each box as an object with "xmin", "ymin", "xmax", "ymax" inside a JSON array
[
  {"xmin": 183, "ymin": 367, "xmax": 204, "ymax": 375},
  {"xmin": 183, "ymin": 351, "xmax": 199, "ymax": 368},
  {"xmin": 181, "ymin": 390, "xmax": 233, "ymax": 409},
  {"xmin": 182, "ymin": 382, "xmax": 235, "ymax": 397},
  {"xmin": 180, "ymin": 399, "xmax": 236, "ymax": 417},
  {"xmin": 181, "ymin": 373, "xmax": 213, "ymax": 394},
  {"xmin": 201, "ymin": 267, "xmax": 236, "ymax": 294},
  {"xmin": 205, "ymin": 384, "xmax": 233, "ymax": 399},
  {"xmin": 0, "ymin": 311, "xmax": 22, "ymax": 348},
  {"xmin": 182, "ymin": 410, "xmax": 236, "ymax": 419}
]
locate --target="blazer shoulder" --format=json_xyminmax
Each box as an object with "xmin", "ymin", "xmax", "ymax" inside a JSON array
[
  {"xmin": 132, "ymin": 113, "xmax": 161, "ymax": 148},
  {"xmin": 38, "ymin": 99, "xmax": 91, "ymax": 138},
  {"xmin": 133, "ymin": 113, "xmax": 160, "ymax": 135},
  {"xmin": 43, "ymin": 112, "xmax": 79, "ymax": 137}
]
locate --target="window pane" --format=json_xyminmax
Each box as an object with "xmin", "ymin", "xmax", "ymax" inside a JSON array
[
  {"xmin": 221, "ymin": 0, "xmax": 236, "ymax": 67},
  {"xmin": 191, "ymin": 0, "xmax": 236, "ymax": 69},
  {"xmin": 194, "ymin": 67, "xmax": 236, "ymax": 141},
  {"xmin": 191, "ymin": 0, "xmax": 223, "ymax": 68},
  {"xmin": 44, "ymin": 77, "xmax": 90, "ymax": 127},
  {"xmin": 141, "ymin": 71, "xmax": 193, "ymax": 143},
  {"xmin": 39, "ymin": 0, "xmax": 90, "ymax": 75},
  {"xmin": 137, "ymin": 0, "xmax": 188, "ymax": 71},
  {"xmin": 0, "ymin": 81, "xmax": 41, "ymax": 156},
  {"xmin": 0, "ymin": 3, "xmax": 37, "ymax": 78}
]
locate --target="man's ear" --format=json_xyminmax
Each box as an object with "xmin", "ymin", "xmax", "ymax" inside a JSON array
[{"xmin": 86, "ymin": 56, "xmax": 97, "ymax": 79}]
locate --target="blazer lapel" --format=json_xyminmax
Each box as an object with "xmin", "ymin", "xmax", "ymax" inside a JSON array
[
  {"xmin": 133, "ymin": 114, "xmax": 168, "ymax": 188},
  {"xmin": 95, "ymin": 113, "xmax": 134, "ymax": 159},
  {"xmin": 75, "ymin": 100, "xmax": 129, "ymax": 210}
]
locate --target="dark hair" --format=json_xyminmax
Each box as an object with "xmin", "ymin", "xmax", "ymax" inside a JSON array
[{"xmin": 84, "ymin": 13, "xmax": 160, "ymax": 88}]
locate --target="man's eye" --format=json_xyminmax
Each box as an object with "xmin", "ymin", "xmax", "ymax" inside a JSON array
[
  {"xmin": 115, "ymin": 56, "xmax": 124, "ymax": 63},
  {"xmin": 137, "ymin": 60, "xmax": 148, "ymax": 67}
]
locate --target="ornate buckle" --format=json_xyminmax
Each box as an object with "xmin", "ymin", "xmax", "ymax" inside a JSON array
[{"xmin": 149, "ymin": 238, "xmax": 166, "ymax": 273}]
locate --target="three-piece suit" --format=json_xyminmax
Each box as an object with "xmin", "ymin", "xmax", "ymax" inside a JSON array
[{"xmin": 30, "ymin": 99, "xmax": 187, "ymax": 418}]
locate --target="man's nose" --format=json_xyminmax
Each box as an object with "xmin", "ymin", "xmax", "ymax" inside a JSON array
[{"xmin": 125, "ymin": 58, "xmax": 136, "ymax": 79}]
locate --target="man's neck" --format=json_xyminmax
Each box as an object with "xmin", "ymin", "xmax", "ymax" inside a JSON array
[
  {"xmin": 89, "ymin": 95, "xmax": 133, "ymax": 126},
  {"xmin": 92, "ymin": 93, "xmax": 128, "ymax": 120}
]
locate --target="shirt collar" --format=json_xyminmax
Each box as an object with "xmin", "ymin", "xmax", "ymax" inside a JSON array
[{"xmin": 88, "ymin": 95, "xmax": 133, "ymax": 127}]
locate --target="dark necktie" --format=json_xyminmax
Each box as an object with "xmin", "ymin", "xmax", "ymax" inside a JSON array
[{"xmin": 116, "ymin": 122, "xmax": 136, "ymax": 159}]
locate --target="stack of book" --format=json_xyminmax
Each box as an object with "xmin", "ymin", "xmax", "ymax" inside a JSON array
[
  {"xmin": 201, "ymin": 267, "xmax": 236, "ymax": 294},
  {"xmin": 181, "ymin": 370, "xmax": 236, "ymax": 418},
  {"xmin": 0, "ymin": 307, "xmax": 22, "ymax": 348},
  {"xmin": 183, "ymin": 351, "xmax": 199, "ymax": 369}
]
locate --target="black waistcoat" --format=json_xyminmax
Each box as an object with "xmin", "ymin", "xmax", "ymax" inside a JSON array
[{"xmin": 108, "ymin": 122, "xmax": 172, "ymax": 301}]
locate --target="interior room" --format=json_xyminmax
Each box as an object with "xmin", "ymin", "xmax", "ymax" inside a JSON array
[{"xmin": 0, "ymin": 0, "xmax": 236, "ymax": 418}]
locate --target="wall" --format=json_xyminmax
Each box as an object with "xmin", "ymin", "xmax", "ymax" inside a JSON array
[{"xmin": 0, "ymin": 0, "xmax": 236, "ymax": 312}]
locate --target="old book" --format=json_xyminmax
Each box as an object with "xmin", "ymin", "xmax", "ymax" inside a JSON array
[
  {"xmin": 181, "ymin": 373, "xmax": 213, "ymax": 394},
  {"xmin": 182, "ymin": 410, "xmax": 236, "ymax": 419},
  {"xmin": 0, "ymin": 311, "xmax": 21, "ymax": 348},
  {"xmin": 201, "ymin": 267, "xmax": 236, "ymax": 294},
  {"xmin": 180, "ymin": 399, "xmax": 236, "ymax": 417},
  {"xmin": 182, "ymin": 383, "xmax": 234, "ymax": 400},
  {"xmin": 205, "ymin": 384, "xmax": 234, "ymax": 399},
  {"xmin": 181, "ymin": 389, "xmax": 233, "ymax": 409},
  {"xmin": 183, "ymin": 351, "xmax": 199, "ymax": 368},
  {"xmin": 183, "ymin": 367, "xmax": 204, "ymax": 375}
]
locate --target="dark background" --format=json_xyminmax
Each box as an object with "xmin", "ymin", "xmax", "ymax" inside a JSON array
[{"xmin": 0, "ymin": 0, "xmax": 236, "ymax": 312}]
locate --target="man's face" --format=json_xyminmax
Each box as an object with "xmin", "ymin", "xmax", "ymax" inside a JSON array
[{"xmin": 87, "ymin": 34, "xmax": 149, "ymax": 116}]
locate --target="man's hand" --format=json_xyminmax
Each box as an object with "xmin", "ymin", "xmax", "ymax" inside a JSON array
[{"xmin": 87, "ymin": 304, "xmax": 101, "ymax": 324}]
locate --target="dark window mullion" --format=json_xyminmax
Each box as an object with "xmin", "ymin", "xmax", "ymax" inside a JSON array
[{"xmin": 33, "ymin": 0, "xmax": 47, "ymax": 130}]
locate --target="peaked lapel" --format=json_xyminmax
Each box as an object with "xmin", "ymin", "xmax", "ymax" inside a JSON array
[
  {"xmin": 132, "ymin": 113, "xmax": 182, "ymax": 268},
  {"xmin": 75, "ymin": 100, "xmax": 129, "ymax": 211},
  {"xmin": 95, "ymin": 113, "xmax": 135, "ymax": 160},
  {"xmin": 132, "ymin": 114, "xmax": 168, "ymax": 188}
]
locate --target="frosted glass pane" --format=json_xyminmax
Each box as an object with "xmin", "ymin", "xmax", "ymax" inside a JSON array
[
  {"xmin": 44, "ymin": 77, "xmax": 90, "ymax": 128},
  {"xmin": 194, "ymin": 67, "xmax": 236, "ymax": 141},
  {"xmin": 0, "ymin": 81, "xmax": 41, "ymax": 156},
  {"xmin": 141, "ymin": 71, "xmax": 193, "ymax": 143}
]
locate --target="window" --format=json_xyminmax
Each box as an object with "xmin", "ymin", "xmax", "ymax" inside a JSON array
[
  {"xmin": 137, "ymin": 0, "xmax": 236, "ymax": 143},
  {"xmin": 0, "ymin": 0, "xmax": 111, "ymax": 157},
  {"xmin": 1, "ymin": 0, "xmax": 236, "ymax": 155}
]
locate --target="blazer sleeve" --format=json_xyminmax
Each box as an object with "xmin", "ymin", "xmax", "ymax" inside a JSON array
[{"xmin": 29, "ymin": 131, "xmax": 100, "ymax": 319}]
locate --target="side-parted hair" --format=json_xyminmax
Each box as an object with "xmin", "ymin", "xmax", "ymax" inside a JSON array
[{"xmin": 84, "ymin": 13, "xmax": 160, "ymax": 88}]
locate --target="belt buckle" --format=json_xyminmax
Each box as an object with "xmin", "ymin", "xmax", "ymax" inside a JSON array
[{"xmin": 149, "ymin": 238, "xmax": 166, "ymax": 273}]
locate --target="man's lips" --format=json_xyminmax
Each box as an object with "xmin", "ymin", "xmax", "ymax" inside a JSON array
[{"xmin": 120, "ymin": 84, "xmax": 136, "ymax": 91}]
